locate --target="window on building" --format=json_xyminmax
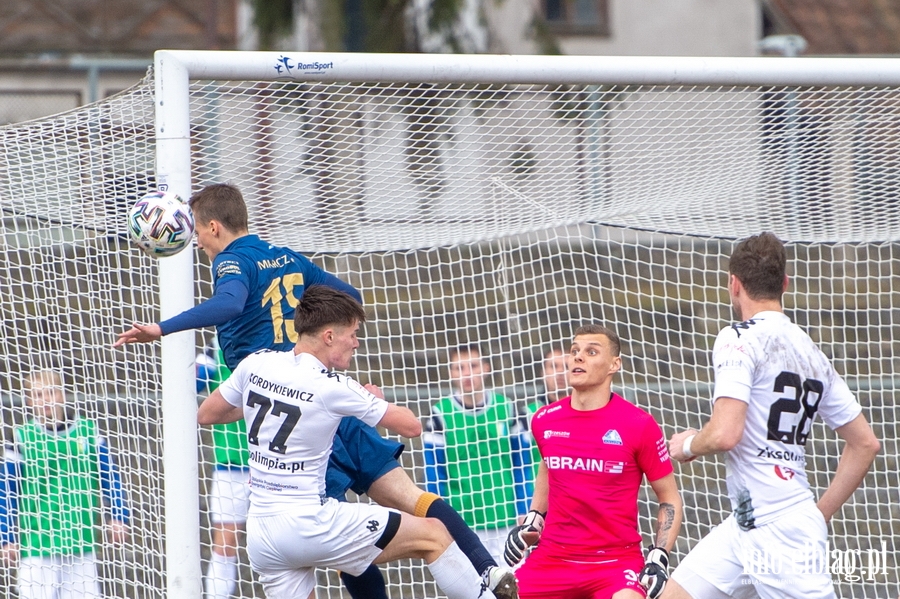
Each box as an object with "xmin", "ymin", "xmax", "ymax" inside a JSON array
[{"xmin": 544, "ymin": 0, "xmax": 609, "ymax": 35}]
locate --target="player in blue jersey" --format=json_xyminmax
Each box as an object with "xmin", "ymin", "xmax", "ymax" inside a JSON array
[{"xmin": 114, "ymin": 183, "xmax": 518, "ymax": 599}]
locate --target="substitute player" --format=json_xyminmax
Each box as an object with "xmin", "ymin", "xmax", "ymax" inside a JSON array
[
  {"xmin": 0, "ymin": 370, "xmax": 130, "ymax": 599},
  {"xmin": 424, "ymin": 344, "xmax": 531, "ymax": 564},
  {"xmin": 195, "ymin": 340, "xmax": 249, "ymax": 599},
  {"xmin": 515, "ymin": 347, "xmax": 570, "ymax": 478},
  {"xmin": 197, "ymin": 286, "xmax": 498, "ymax": 599},
  {"xmin": 504, "ymin": 325, "xmax": 682, "ymax": 599},
  {"xmin": 666, "ymin": 232, "xmax": 880, "ymax": 599},
  {"xmin": 114, "ymin": 183, "xmax": 516, "ymax": 598}
]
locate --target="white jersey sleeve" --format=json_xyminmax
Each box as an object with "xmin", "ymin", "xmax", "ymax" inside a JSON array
[
  {"xmin": 711, "ymin": 327, "xmax": 756, "ymax": 404},
  {"xmin": 320, "ymin": 372, "xmax": 389, "ymax": 428},
  {"xmin": 218, "ymin": 357, "xmax": 251, "ymax": 408},
  {"xmin": 815, "ymin": 369, "xmax": 861, "ymax": 431}
]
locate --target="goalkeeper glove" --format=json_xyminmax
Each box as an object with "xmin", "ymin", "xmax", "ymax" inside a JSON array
[
  {"xmin": 639, "ymin": 545, "xmax": 669, "ymax": 599},
  {"xmin": 503, "ymin": 510, "xmax": 545, "ymax": 567}
]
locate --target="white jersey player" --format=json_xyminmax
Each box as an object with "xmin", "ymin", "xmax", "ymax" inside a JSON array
[
  {"xmin": 197, "ymin": 285, "xmax": 499, "ymax": 599},
  {"xmin": 665, "ymin": 232, "xmax": 880, "ymax": 599},
  {"xmin": 222, "ymin": 351, "xmax": 384, "ymax": 512}
]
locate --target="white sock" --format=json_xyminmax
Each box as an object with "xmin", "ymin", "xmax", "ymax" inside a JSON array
[
  {"xmin": 204, "ymin": 552, "xmax": 238, "ymax": 599},
  {"xmin": 427, "ymin": 542, "xmax": 496, "ymax": 599}
]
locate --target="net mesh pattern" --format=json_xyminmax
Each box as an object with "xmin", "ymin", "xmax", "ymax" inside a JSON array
[{"xmin": 0, "ymin": 68, "xmax": 896, "ymax": 598}]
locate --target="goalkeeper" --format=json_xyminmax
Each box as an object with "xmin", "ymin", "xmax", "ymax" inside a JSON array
[
  {"xmin": 504, "ymin": 325, "xmax": 682, "ymax": 599},
  {"xmin": 114, "ymin": 182, "xmax": 517, "ymax": 599}
]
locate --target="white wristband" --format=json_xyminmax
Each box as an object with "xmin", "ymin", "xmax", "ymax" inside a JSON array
[{"xmin": 682, "ymin": 434, "xmax": 697, "ymax": 459}]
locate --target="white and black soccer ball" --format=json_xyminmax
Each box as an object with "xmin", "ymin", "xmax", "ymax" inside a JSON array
[{"xmin": 128, "ymin": 191, "xmax": 195, "ymax": 258}]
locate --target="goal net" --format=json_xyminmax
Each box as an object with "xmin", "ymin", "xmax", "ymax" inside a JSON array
[{"xmin": 0, "ymin": 53, "xmax": 896, "ymax": 599}]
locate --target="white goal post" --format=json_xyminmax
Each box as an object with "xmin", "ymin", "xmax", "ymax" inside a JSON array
[{"xmin": 0, "ymin": 50, "xmax": 896, "ymax": 599}]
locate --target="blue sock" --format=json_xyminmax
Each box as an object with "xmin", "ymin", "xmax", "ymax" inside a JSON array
[
  {"xmin": 341, "ymin": 564, "xmax": 389, "ymax": 599},
  {"xmin": 427, "ymin": 498, "xmax": 496, "ymax": 575}
]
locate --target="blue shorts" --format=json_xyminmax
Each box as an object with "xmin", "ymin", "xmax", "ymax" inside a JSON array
[{"xmin": 325, "ymin": 417, "xmax": 404, "ymax": 499}]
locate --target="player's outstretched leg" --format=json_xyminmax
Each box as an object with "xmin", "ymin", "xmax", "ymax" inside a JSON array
[
  {"xmin": 375, "ymin": 513, "xmax": 497, "ymax": 599},
  {"xmin": 414, "ymin": 490, "xmax": 518, "ymax": 599},
  {"xmin": 329, "ymin": 419, "xmax": 516, "ymax": 598},
  {"xmin": 369, "ymin": 470, "xmax": 518, "ymax": 599},
  {"xmin": 414, "ymin": 491, "xmax": 494, "ymax": 572}
]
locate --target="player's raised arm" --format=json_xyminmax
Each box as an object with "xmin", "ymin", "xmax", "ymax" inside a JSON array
[
  {"xmin": 361, "ymin": 383, "xmax": 421, "ymax": 438},
  {"xmin": 113, "ymin": 322, "xmax": 162, "ymax": 347},
  {"xmin": 669, "ymin": 397, "xmax": 747, "ymax": 462},
  {"xmin": 112, "ymin": 279, "xmax": 248, "ymax": 347},
  {"xmin": 198, "ymin": 388, "xmax": 244, "ymax": 425},
  {"xmin": 377, "ymin": 404, "xmax": 422, "ymax": 438}
]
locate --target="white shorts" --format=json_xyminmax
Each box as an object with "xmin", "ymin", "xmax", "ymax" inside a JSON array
[
  {"xmin": 18, "ymin": 553, "xmax": 102, "ymax": 599},
  {"xmin": 672, "ymin": 503, "xmax": 836, "ymax": 599},
  {"xmin": 246, "ymin": 499, "xmax": 400, "ymax": 599},
  {"xmin": 475, "ymin": 525, "xmax": 516, "ymax": 567},
  {"xmin": 208, "ymin": 468, "xmax": 250, "ymax": 525}
]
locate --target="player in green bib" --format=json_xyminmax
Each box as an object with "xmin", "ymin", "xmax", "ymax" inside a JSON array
[
  {"xmin": 196, "ymin": 341, "xmax": 250, "ymax": 599},
  {"xmin": 517, "ymin": 348, "xmax": 569, "ymax": 477},
  {"xmin": 424, "ymin": 345, "xmax": 533, "ymax": 564},
  {"xmin": 0, "ymin": 370, "xmax": 130, "ymax": 599}
]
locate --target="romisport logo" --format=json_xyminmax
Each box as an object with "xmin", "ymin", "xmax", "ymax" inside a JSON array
[{"xmin": 274, "ymin": 55, "xmax": 335, "ymax": 76}]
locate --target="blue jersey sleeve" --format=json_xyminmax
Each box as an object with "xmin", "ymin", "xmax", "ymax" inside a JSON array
[
  {"xmin": 158, "ymin": 278, "xmax": 249, "ymax": 335},
  {"xmin": 509, "ymin": 432, "xmax": 534, "ymax": 516},
  {"xmin": 98, "ymin": 439, "xmax": 130, "ymax": 525},
  {"xmin": 422, "ymin": 416, "xmax": 448, "ymax": 498},
  {"xmin": 0, "ymin": 452, "xmax": 19, "ymax": 545},
  {"xmin": 306, "ymin": 269, "xmax": 362, "ymax": 304},
  {"xmin": 423, "ymin": 444, "xmax": 448, "ymax": 498}
]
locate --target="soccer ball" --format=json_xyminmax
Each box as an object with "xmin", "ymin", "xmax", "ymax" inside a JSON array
[{"xmin": 128, "ymin": 191, "xmax": 195, "ymax": 258}]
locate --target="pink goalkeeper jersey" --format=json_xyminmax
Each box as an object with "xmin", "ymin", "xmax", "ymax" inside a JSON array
[{"xmin": 531, "ymin": 394, "xmax": 673, "ymax": 561}]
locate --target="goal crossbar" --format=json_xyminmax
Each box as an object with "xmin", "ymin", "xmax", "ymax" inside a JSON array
[{"xmin": 157, "ymin": 50, "xmax": 900, "ymax": 86}]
